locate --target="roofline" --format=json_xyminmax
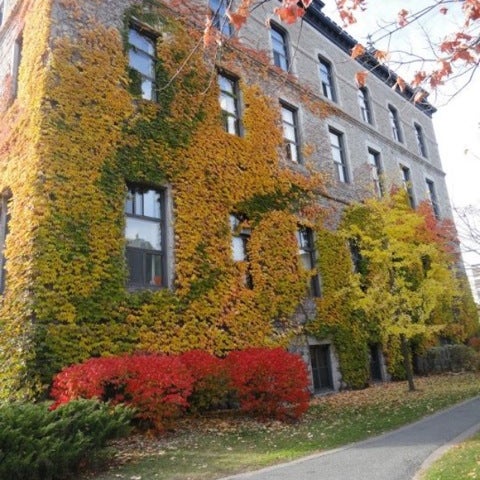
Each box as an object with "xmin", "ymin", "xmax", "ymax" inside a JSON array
[{"xmin": 304, "ymin": 0, "xmax": 437, "ymax": 117}]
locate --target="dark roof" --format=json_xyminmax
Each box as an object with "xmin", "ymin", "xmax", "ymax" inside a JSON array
[{"xmin": 304, "ymin": 0, "xmax": 436, "ymax": 117}]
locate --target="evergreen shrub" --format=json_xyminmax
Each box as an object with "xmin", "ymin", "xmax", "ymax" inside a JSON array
[
  {"xmin": 0, "ymin": 399, "xmax": 132, "ymax": 480},
  {"xmin": 416, "ymin": 344, "xmax": 478, "ymax": 374}
]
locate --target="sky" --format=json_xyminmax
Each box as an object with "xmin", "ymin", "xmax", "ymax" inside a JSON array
[{"xmin": 322, "ymin": 0, "xmax": 480, "ymax": 299}]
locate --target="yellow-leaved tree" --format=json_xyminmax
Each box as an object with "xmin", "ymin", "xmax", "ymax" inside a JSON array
[{"xmin": 340, "ymin": 190, "xmax": 472, "ymax": 391}]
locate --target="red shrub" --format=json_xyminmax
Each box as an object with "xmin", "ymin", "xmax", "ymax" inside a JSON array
[
  {"xmin": 468, "ymin": 337, "xmax": 480, "ymax": 352},
  {"xmin": 179, "ymin": 350, "xmax": 232, "ymax": 412},
  {"xmin": 226, "ymin": 348, "xmax": 310, "ymax": 421},
  {"xmin": 50, "ymin": 354, "xmax": 193, "ymax": 430}
]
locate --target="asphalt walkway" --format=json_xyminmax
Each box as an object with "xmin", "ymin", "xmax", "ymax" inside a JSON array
[{"xmin": 221, "ymin": 396, "xmax": 480, "ymax": 480}]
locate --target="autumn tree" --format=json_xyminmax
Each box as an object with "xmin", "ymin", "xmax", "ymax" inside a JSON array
[{"xmin": 340, "ymin": 191, "xmax": 468, "ymax": 391}]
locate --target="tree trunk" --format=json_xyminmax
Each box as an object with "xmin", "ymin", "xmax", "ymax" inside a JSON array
[{"xmin": 400, "ymin": 334, "xmax": 415, "ymax": 392}]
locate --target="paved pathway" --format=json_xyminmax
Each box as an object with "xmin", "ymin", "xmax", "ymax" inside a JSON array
[{"xmin": 221, "ymin": 396, "xmax": 480, "ymax": 480}]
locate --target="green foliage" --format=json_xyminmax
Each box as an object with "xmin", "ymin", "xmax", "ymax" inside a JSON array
[
  {"xmin": 416, "ymin": 344, "xmax": 480, "ymax": 374},
  {"xmin": 306, "ymin": 228, "xmax": 370, "ymax": 388},
  {"xmin": 0, "ymin": 399, "xmax": 132, "ymax": 480},
  {"xmin": 421, "ymin": 430, "xmax": 480, "ymax": 480}
]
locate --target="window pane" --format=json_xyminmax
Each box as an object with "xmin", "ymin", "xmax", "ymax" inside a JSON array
[
  {"xmin": 143, "ymin": 189, "xmax": 161, "ymax": 218},
  {"xmin": 125, "ymin": 190, "xmax": 134, "ymax": 215},
  {"xmin": 134, "ymin": 191, "xmax": 143, "ymax": 215},
  {"xmin": 218, "ymin": 75, "xmax": 239, "ymax": 135},
  {"xmin": 126, "ymin": 217, "xmax": 162, "ymax": 250},
  {"xmin": 223, "ymin": 114, "xmax": 236, "ymax": 134},
  {"xmin": 283, "ymin": 123, "xmax": 296, "ymax": 141},
  {"xmin": 232, "ymin": 236, "xmax": 246, "ymax": 261},
  {"xmin": 329, "ymin": 131, "xmax": 340, "ymax": 148},
  {"xmin": 129, "ymin": 29, "xmax": 155, "ymax": 55},
  {"xmin": 336, "ymin": 163, "xmax": 347, "ymax": 183},
  {"xmin": 281, "ymin": 107, "xmax": 294, "ymax": 123},
  {"xmin": 271, "ymin": 28, "xmax": 288, "ymax": 70},
  {"xmin": 220, "ymin": 94, "xmax": 236, "ymax": 114},
  {"xmin": 300, "ymin": 251, "xmax": 314, "ymax": 270},
  {"xmin": 129, "ymin": 50, "xmax": 155, "ymax": 77},
  {"xmin": 145, "ymin": 253, "xmax": 163, "ymax": 286},
  {"xmin": 141, "ymin": 79, "xmax": 155, "ymax": 101},
  {"xmin": 218, "ymin": 75, "xmax": 234, "ymax": 94},
  {"xmin": 126, "ymin": 247, "xmax": 144, "ymax": 285},
  {"xmin": 286, "ymin": 142, "xmax": 298, "ymax": 162}
]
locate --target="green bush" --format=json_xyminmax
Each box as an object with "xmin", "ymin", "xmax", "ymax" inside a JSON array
[
  {"xmin": 416, "ymin": 344, "xmax": 478, "ymax": 375},
  {"xmin": 0, "ymin": 399, "xmax": 133, "ymax": 480}
]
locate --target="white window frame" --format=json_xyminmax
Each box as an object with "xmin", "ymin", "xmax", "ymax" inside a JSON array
[
  {"xmin": 281, "ymin": 102, "xmax": 301, "ymax": 163},
  {"xmin": 218, "ymin": 73, "xmax": 241, "ymax": 135},
  {"xmin": 329, "ymin": 127, "xmax": 349, "ymax": 183},
  {"xmin": 128, "ymin": 25, "xmax": 157, "ymax": 101}
]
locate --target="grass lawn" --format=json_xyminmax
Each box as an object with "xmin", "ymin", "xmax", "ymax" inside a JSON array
[
  {"xmin": 420, "ymin": 430, "xmax": 480, "ymax": 480},
  {"xmin": 86, "ymin": 373, "xmax": 480, "ymax": 480}
]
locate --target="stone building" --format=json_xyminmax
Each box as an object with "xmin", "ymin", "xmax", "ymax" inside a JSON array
[{"xmin": 0, "ymin": 0, "xmax": 468, "ymax": 398}]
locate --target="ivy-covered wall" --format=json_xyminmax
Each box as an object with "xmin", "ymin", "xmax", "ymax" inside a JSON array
[
  {"xmin": 0, "ymin": 0, "xmax": 476, "ymax": 400},
  {"xmin": 0, "ymin": 1, "xmax": 326, "ymax": 398}
]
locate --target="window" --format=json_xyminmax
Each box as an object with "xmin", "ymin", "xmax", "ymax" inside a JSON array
[
  {"xmin": 218, "ymin": 73, "xmax": 240, "ymax": 135},
  {"xmin": 270, "ymin": 24, "xmax": 289, "ymax": 71},
  {"xmin": 128, "ymin": 26, "xmax": 157, "ymax": 101},
  {"xmin": 357, "ymin": 87, "xmax": 372, "ymax": 124},
  {"xmin": 329, "ymin": 128, "xmax": 349, "ymax": 183},
  {"xmin": 426, "ymin": 179, "xmax": 440, "ymax": 219},
  {"xmin": 0, "ymin": 2, "xmax": 4, "ymax": 26},
  {"xmin": 209, "ymin": 0, "xmax": 233, "ymax": 37},
  {"xmin": 414, "ymin": 123, "xmax": 428, "ymax": 158},
  {"xmin": 388, "ymin": 105, "xmax": 402, "ymax": 142},
  {"xmin": 319, "ymin": 58, "xmax": 336, "ymax": 101},
  {"xmin": 310, "ymin": 345, "xmax": 333, "ymax": 392},
  {"xmin": 297, "ymin": 227, "xmax": 321, "ymax": 297},
  {"xmin": 369, "ymin": 344, "xmax": 383, "ymax": 381},
  {"xmin": 400, "ymin": 165, "xmax": 415, "ymax": 208},
  {"xmin": 0, "ymin": 194, "xmax": 10, "ymax": 294},
  {"xmin": 12, "ymin": 33, "xmax": 22, "ymax": 99},
  {"xmin": 367, "ymin": 149, "xmax": 384, "ymax": 197},
  {"xmin": 349, "ymin": 238, "xmax": 363, "ymax": 273},
  {"xmin": 230, "ymin": 214, "xmax": 252, "ymax": 288},
  {"xmin": 281, "ymin": 103, "xmax": 300, "ymax": 163},
  {"xmin": 125, "ymin": 185, "xmax": 165, "ymax": 288}
]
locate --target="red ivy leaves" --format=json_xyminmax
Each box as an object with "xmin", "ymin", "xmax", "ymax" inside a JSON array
[
  {"xmin": 416, "ymin": 201, "xmax": 457, "ymax": 254},
  {"xmin": 392, "ymin": 76, "xmax": 407, "ymax": 92},
  {"xmin": 275, "ymin": 3, "xmax": 305, "ymax": 24},
  {"xmin": 397, "ymin": 8, "xmax": 409, "ymax": 27},
  {"xmin": 336, "ymin": 0, "xmax": 367, "ymax": 26},
  {"xmin": 351, "ymin": 43, "xmax": 366, "ymax": 59},
  {"xmin": 463, "ymin": 0, "xmax": 480, "ymax": 25},
  {"xmin": 355, "ymin": 70, "xmax": 368, "ymax": 87}
]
